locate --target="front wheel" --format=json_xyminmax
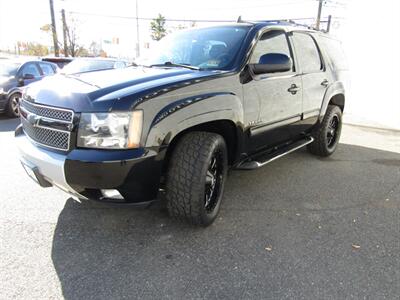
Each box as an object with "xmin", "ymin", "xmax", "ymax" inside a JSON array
[
  {"xmin": 165, "ymin": 132, "xmax": 228, "ymax": 226},
  {"xmin": 308, "ymin": 105, "xmax": 342, "ymax": 157}
]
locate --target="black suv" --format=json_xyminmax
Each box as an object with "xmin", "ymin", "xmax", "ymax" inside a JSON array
[
  {"xmin": 0, "ymin": 59, "xmax": 57, "ymax": 117},
  {"xmin": 16, "ymin": 21, "xmax": 348, "ymax": 226}
]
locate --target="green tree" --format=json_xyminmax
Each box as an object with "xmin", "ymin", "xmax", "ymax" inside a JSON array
[
  {"xmin": 20, "ymin": 42, "xmax": 49, "ymax": 56},
  {"xmin": 150, "ymin": 14, "xmax": 167, "ymax": 41}
]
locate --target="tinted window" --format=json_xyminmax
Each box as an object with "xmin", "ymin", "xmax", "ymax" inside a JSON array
[
  {"xmin": 319, "ymin": 36, "xmax": 347, "ymax": 71},
  {"xmin": 250, "ymin": 30, "xmax": 291, "ymax": 65},
  {"xmin": 292, "ymin": 33, "xmax": 323, "ymax": 73},
  {"xmin": 21, "ymin": 63, "xmax": 40, "ymax": 77},
  {"xmin": 39, "ymin": 63, "xmax": 55, "ymax": 75}
]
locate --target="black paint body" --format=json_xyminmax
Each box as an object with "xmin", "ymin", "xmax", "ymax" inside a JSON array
[{"xmin": 16, "ymin": 22, "xmax": 347, "ymax": 203}]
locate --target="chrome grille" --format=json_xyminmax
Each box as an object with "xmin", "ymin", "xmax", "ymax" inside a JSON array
[
  {"xmin": 21, "ymin": 100, "xmax": 73, "ymax": 122},
  {"xmin": 20, "ymin": 100, "xmax": 73, "ymax": 151},
  {"xmin": 21, "ymin": 118, "xmax": 70, "ymax": 150}
]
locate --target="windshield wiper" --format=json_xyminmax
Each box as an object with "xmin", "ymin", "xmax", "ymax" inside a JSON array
[{"xmin": 149, "ymin": 61, "xmax": 200, "ymax": 70}]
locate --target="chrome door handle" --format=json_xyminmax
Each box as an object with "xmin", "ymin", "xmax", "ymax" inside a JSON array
[
  {"xmin": 321, "ymin": 79, "xmax": 329, "ymax": 87},
  {"xmin": 287, "ymin": 84, "xmax": 300, "ymax": 95}
]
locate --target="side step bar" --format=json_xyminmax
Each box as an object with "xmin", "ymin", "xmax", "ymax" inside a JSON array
[{"xmin": 235, "ymin": 137, "xmax": 314, "ymax": 170}]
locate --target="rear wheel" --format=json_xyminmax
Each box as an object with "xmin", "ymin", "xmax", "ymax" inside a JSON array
[
  {"xmin": 165, "ymin": 132, "xmax": 228, "ymax": 226},
  {"xmin": 308, "ymin": 105, "xmax": 342, "ymax": 157},
  {"xmin": 7, "ymin": 93, "xmax": 21, "ymax": 118}
]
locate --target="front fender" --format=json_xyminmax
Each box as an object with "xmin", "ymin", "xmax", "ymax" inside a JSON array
[{"xmin": 144, "ymin": 92, "xmax": 244, "ymax": 147}]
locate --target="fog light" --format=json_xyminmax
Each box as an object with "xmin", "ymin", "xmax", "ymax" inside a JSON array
[{"xmin": 101, "ymin": 189, "xmax": 124, "ymax": 200}]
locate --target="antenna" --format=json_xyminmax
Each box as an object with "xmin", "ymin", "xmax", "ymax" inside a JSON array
[{"xmin": 237, "ymin": 16, "xmax": 242, "ymax": 23}]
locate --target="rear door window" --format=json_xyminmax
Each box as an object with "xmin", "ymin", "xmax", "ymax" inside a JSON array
[{"xmin": 292, "ymin": 32, "xmax": 323, "ymax": 73}]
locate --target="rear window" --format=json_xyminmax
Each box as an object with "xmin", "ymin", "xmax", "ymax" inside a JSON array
[{"xmin": 319, "ymin": 36, "xmax": 348, "ymax": 71}]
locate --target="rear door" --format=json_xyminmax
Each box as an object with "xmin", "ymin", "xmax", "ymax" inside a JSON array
[
  {"xmin": 291, "ymin": 32, "xmax": 329, "ymax": 124},
  {"xmin": 243, "ymin": 29, "xmax": 302, "ymax": 152}
]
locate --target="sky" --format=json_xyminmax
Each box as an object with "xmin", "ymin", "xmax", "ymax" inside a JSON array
[
  {"xmin": 0, "ymin": 0, "xmax": 347, "ymax": 57},
  {"xmin": 0, "ymin": 0, "xmax": 399, "ymax": 128}
]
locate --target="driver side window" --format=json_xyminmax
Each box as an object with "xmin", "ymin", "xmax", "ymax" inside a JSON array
[
  {"xmin": 250, "ymin": 30, "xmax": 292, "ymax": 70},
  {"xmin": 21, "ymin": 63, "xmax": 40, "ymax": 77}
]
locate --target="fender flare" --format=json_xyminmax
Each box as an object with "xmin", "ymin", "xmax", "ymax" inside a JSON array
[
  {"xmin": 144, "ymin": 92, "xmax": 244, "ymax": 148},
  {"xmin": 318, "ymin": 81, "xmax": 345, "ymax": 123}
]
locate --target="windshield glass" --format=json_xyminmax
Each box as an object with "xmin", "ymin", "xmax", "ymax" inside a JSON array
[
  {"xmin": 0, "ymin": 61, "xmax": 21, "ymax": 76},
  {"xmin": 137, "ymin": 26, "xmax": 250, "ymax": 70},
  {"xmin": 61, "ymin": 59, "xmax": 117, "ymax": 74}
]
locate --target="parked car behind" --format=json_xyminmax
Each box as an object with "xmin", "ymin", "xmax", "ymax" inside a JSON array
[
  {"xmin": 0, "ymin": 59, "xmax": 57, "ymax": 117},
  {"xmin": 59, "ymin": 57, "xmax": 128, "ymax": 74},
  {"xmin": 42, "ymin": 57, "xmax": 73, "ymax": 69}
]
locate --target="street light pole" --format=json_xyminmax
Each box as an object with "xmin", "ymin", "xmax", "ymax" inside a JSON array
[
  {"xmin": 49, "ymin": 0, "xmax": 60, "ymax": 56},
  {"xmin": 135, "ymin": 0, "xmax": 140, "ymax": 58},
  {"xmin": 316, "ymin": 0, "xmax": 324, "ymax": 30}
]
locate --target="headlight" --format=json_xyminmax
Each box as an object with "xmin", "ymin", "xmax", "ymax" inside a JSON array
[{"xmin": 77, "ymin": 111, "xmax": 143, "ymax": 149}]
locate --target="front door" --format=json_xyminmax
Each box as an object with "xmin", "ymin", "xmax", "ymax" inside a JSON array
[{"xmin": 243, "ymin": 29, "xmax": 302, "ymax": 152}]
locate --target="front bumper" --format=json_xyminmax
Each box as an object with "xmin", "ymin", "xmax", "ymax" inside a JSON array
[{"xmin": 15, "ymin": 126, "xmax": 163, "ymax": 203}]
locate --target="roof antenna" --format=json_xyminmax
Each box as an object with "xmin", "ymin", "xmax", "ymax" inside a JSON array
[{"xmin": 237, "ymin": 15, "xmax": 242, "ymax": 23}]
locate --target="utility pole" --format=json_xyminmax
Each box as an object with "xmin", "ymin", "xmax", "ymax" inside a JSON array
[
  {"xmin": 315, "ymin": 0, "xmax": 324, "ymax": 30},
  {"xmin": 135, "ymin": 0, "xmax": 140, "ymax": 58},
  {"xmin": 49, "ymin": 0, "xmax": 60, "ymax": 56},
  {"xmin": 61, "ymin": 9, "xmax": 69, "ymax": 57}
]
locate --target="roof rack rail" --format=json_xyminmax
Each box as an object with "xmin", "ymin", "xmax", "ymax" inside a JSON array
[{"xmin": 237, "ymin": 16, "xmax": 332, "ymax": 33}]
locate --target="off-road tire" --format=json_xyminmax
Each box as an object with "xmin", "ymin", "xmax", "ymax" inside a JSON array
[
  {"xmin": 308, "ymin": 105, "xmax": 342, "ymax": 157},
  {"xmin": 165, "ymin": 131, "xmax": 228, "ymax": 226}
]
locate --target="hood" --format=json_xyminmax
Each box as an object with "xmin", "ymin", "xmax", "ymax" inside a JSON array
[
  {"xmin": 0, "ymin": 75, "xmax": 12, "ymax": 85},
  {"xmin": 24, "ymin": 67, "xmax": 223, "ymax": 112}
]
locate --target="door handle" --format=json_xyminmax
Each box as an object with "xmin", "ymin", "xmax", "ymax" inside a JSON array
[
  {"xmin": 321, "ymin": 79, "xmax": 329, "ymax": 87},
  {"xmin": 287, "ymin": 84, "xmax": 300, "ymax": 95}
]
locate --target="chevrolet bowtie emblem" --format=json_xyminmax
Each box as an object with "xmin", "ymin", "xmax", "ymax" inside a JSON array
[{"xmin": 27, "ymin": 113, "xmax": 41, "ymax": 127}]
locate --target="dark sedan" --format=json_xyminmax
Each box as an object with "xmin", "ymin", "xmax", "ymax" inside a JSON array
[
  {"xmin": 59, "ymin": 58, "xmax": 128, "ymax": 75},
  {"xmin": 0, "ymin": 59, "xmax": 57, "ymax": 117}
]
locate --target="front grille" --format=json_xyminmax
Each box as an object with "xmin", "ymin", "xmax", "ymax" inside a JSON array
[
  {"xmin": 20, "ymin": 100, "xmax": 74, "ymax": 151},
  {"xmin": 21, "ymin": 100, "xmax": 73, "ymax": 122}
]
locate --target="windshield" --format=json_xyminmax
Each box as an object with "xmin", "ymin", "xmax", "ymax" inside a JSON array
[
  {"xmin": 137, "ymin": 26, "xmax": 250, "ymax": 70},
  {"xmin": 61, "ymin": 59, "xmax": 119, "ymax": 74},
  {"xmin": 0, "ymin": 61, "xmax": 21, "ymax": 76}
]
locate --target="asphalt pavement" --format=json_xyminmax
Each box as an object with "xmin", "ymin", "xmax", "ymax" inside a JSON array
[{"xmin": 1, "ymin": 116, "xmax": 399, "ymax": 299}]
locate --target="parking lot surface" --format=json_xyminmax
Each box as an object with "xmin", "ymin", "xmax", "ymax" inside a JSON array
[{"xmin": 1, "ymin": 116, "xmax": 399, "ymax": 299}]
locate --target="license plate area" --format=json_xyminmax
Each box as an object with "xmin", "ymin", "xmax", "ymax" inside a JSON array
[{"xmin": 21, "ymin": 162, "xmax": 52, "ymax": 188}]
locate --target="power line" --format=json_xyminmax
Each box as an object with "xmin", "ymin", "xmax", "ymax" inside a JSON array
[{"xmin": 68, "ymin": 11, "xmax": 335, "ymax": 23}]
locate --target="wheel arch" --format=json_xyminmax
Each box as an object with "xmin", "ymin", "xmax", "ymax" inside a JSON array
[{"xmin": 319, "ymin": 81, "xmax": 346, "ymax": 122}]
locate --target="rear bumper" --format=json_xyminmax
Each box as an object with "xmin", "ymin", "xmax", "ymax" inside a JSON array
[{"xmin": 15, "ymin": 126, "xmax": 163, "ymax": 203}]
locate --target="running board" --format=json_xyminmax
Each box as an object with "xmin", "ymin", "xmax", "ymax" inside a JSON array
[{"xmin": 235, "ymin": 137, "xmax": 314, "ymax": 170}]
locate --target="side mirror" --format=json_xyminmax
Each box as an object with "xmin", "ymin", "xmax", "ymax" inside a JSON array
[
  {"xmin": 23, "ymin": 74, "xmax": 35, "ymax": 80},
  {"xmin": 250, "ymin": 53, "xmax": 292, "ymax": 75}
]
